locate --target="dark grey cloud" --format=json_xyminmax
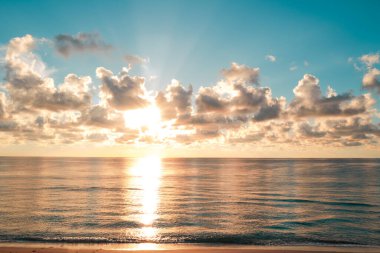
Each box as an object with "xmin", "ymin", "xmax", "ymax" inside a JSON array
[
  {"xmin": 32, "ymin": 74, "xmax": 92, "ymax": 111},
  {"xmin": 298, "ymin": 122, "xmax": 326, "ymax": 138},
  {"xmin": 195, "ymin": 87, "xmax": 229, "ymax": 113},
  {"xmin": 156, "ymin": 80, "xmax": 193, "ymax": 121},
  {"xmin": 253, "ymin": 100, "xmax": 283, "ymax": 122},
  {"xmin": 0, "ymin": 120, "xmax": 17, "ymax": 132},
  {"xmin": 80, "ymin": 105, "xmax": 124, "ymax": 129},
  {"xmin": 96, "ymin": 67, "xmax": 150, "ymax": 110},
  {"xmin": 326, "ymin": 117, "xmax": 380, "ymax": 138},
  {"xmin": 54, "ymin": 33, "xmax": 112, "ymax": 57}
]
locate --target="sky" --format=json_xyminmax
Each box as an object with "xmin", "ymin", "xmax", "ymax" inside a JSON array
[{"xmin": 0, "ymin": 0, "xmax": 379, "ymax": 157}]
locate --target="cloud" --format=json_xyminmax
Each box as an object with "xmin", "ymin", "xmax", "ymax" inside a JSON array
[
  {"xmin": 80, "ymin": 105, "xmax": 124, "ymax": 129},
  {"xmin": 96, "ymin": 66, "xmax": 150, "ymax": 110},
  {"xmin": 0, "ymin": 34, "xmax": 379, "ymax": 150},
  {"xmin": 195, "ymin": 80, "xmax": 283, "ymax": 122},
  {"xmin": 194, "ymin": 62, "xmax": 282, "ymax": 123},
  {"xmin": 343, "ymin": 141, "xmax": 362, "ymax": 146},
  {"xmin": 5, "ymin": 34, "xmax": 45, "ymax": 90},
  {"xmin": 3, "ymin": 35, "xmax": 93, "ymax": 113},
  {"xmin": 289, "ymin": 74, "xmax": 375, "ymax": 118},
  {"xmin": 156, "ymin": 79, "xmax": 193, "ymax": 121},
  {"xmin": 265, "ymin": 55, "xmax": 276, "ymax": 62},
  {"xmin": 348, "ymin": 57, "xmax": 362, "ymax": 71},
  {"xmin": 253, "ymin": 97, "xmax": 285, "ymax": 122},
  {"xmin": 298, "ymin": 122, "xmax": 326, "ymax": 138},
  {"xmin": 85, "ymin": 132, "xmax": 109, "ymax": 142},
  {"xmin": 289, "ymin": 65, "xmax": 298, "ymax": 71},
  {"xmin": 32, "ymin": 74, "xmax": 92, "ymax": 111},
  {"xmin": 0, "ymin": 92, "xmax": 7, "ymax": 119},
  {"xmin": 326, "ymin": 85, "xmax": 337, "ymax": 98},
  {"xmin": 326, "ymin": 117, "xmax": 380, "ymax": 138},
  {"xmin": 362, "ymin": 68, "xmax": 380, "ymax": 93},
  {"xmin": 195, "ymin": 86, "xmax": 230, "ymax": 113},
  {"xmin": 349, "ymin": 53, "xmax": 380, "ymax": 93},
  {"xmin": 221, "ymin": 62, "xmax": 260, "ymax": 85},
  {"xmin": 54, "ymin": 33, "xmax": 112, "ymax": 57},
  {"xmin": 0, "ymin": 120, "xmax": 17, "ymax": 132},
  {"xmin": 360, "ymin": 53, "xmax": 379, "ymax": 68},
  {"xmin": 124, "ymin": 54, "xmax": 149, "ymax": 65}
]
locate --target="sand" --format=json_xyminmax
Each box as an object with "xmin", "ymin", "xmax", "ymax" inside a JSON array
[{"xmin": 0, "ymin": 244, "xmax": 379, "ymax": 253}]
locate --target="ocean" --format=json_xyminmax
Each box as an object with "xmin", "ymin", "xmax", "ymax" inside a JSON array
[{"xmin": 0, "ymin": 157, "xmax": 379, "ymax": 246}]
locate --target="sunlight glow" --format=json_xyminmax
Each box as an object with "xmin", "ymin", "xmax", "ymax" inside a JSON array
[
  {"xmin": 131, "ymin": 243, "xmax": 159, "ymax": 250},
  {"xmin": 123, "ymin": 106, "xmax": 161, "ymax": 131},
  {"xmin": 129, "ymin": 155, "xmax": 162, "ymax": 240}
]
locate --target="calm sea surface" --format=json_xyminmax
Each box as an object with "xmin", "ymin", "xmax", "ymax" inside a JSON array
[{"xmin": 0, "ymin": 157, "xmax": 379, "ymax": 246}]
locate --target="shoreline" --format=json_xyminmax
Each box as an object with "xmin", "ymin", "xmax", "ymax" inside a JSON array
[{"xmin": 0, "ymin": 243, "xmax": 379, "ymax": 253}]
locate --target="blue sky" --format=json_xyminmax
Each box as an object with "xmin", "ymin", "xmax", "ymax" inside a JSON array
[{"xmin": 1, "ymin": 0, "xmax": 379, "ymax": 99}]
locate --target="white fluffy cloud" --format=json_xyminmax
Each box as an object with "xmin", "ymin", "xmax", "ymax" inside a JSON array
[
  {"xmin": 0, "ymin": 92, "xmax": 7, "ymax": 119},
  {"xmin": 360, "ymin": 53, "xmax": 379, "ymax": 68},
  {"xmin": 4, "ymin": 35, "xmax": 93, "ymax": 114},
  {"xmin": 289, "ymin": 74, "xmax": 375, "ymax": 117},
  {"xmin": 363, "ymin": 68, "xmax": 380, "ymax": 93},
  {"xmin": 221, "ymin": 62, "xmax": 260, "ymax": 85},
  {"xmin": 195, "ymin": 63, "xmax": 283, "ymax": 123},
  {"xmin": 353, "ymin": 53, "xmax": 380, "ymax": 93}
]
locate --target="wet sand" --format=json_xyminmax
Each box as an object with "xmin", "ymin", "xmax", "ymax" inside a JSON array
[{"xmin": 0, "ymin": 244, "xmax": 379, "ymax": 253}]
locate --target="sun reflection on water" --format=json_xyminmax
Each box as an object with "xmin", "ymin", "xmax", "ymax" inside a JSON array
[{"xmin": 128, "ymin": 155, "xmax": 161, "ymax": 242}]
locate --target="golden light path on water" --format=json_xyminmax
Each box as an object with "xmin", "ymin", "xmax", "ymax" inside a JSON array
[{"xmin": 126, "ymin": 155, "xmax": 162, "ymax": 250}]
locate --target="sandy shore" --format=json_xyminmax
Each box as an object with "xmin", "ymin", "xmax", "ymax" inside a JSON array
[{"xmin": 0, "ymin": 244, "xmax": 379, "ymax": 253}]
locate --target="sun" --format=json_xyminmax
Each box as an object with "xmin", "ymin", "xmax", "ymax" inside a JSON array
[{"xmin": 123, "ymin": 106, "xmax": 161, "ymax": 131}]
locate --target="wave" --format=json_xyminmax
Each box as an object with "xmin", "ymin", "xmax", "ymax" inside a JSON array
[{"xmin": 0, "ymin": 233, "xmax": 373, "ymax": 246}]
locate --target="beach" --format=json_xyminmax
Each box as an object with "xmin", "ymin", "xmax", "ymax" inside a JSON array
[{"xmin": 0, "ymin": 244, "xmax": 380, "ymax": 253}]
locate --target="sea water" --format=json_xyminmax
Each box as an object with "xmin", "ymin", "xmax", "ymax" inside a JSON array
[{"xmin": 0, "ymin": 157, "xmax": 379, "ymax": 246}]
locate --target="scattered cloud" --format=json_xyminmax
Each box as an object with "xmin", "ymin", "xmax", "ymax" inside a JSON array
[
  {"xmin": 289, "ymin": 65, "xmax": 298, "ymax": 71},
  {"xmin": 124, "ymin": 54, "xmax": 150, "ymax": 65},
  {"xmin": 265, "ymin": 55, "xmax": 276, "ymax": 62},
  {"xmin": 54, "ymin": 33, "xmax": 112, "ymax": 57},
  {"xmin": 360, "ymin": 53, "xmax": 379, "ymax": 68},
  {"xmin": 362, "ymin": 68, "xmax": 380, "ymax": 93},
  {"xmin": 349, "ymin": 53, "xmax": 380, "ymax": 93},
  {"xmin": 348, "ymin": 57, "xmax": 363, "ymax": 71}
]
